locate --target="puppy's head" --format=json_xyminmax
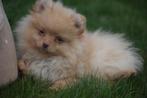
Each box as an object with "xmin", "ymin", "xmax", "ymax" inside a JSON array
[{"xmin": 16, "ymin": 0, "xmax": 86, "ymax": 56}]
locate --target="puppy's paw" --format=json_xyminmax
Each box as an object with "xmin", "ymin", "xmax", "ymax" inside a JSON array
[
  {"xmin": 18, "ymin": 59, "xmax": 29, "ymax": 74},
  {"xmin": 50, "ymin": 80, "xmax": 68, "ymax": 90},
  {"xmin": 108, "ymin": 69, "xmax": 137, "ymax": 81},
  {"xmin": 50, "ymin": 78, "xmax": 76, "ymax": 90},
  {"xmin": 118, "ymin": 70, "xmax": 137, "ymax": 78}
]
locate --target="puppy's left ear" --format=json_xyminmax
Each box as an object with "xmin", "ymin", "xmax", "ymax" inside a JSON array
[
  {"xmin": 71, "ymin": 14, "xmax": 86, "ymax": 35},
  {"xmin": 31, "ymin": 0, "xmax": 53, "ymax": 13}
]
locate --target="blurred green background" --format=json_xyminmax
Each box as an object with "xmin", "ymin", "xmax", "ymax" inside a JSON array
[{"xmin": 1, "ymin": 0, "xmax": 147, "ymax": 98}]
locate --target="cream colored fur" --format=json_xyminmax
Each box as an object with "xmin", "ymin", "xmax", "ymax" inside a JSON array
[{"xmin": 16, "ymin": 0, "xmax": 143, "ymax": 88}]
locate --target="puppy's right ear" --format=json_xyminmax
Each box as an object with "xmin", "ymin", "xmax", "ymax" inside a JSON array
[
  {"xmin": 31, "ymin": 0, "xmax": 53, "ymax": 13},
  {"xmin": 71, "ymin": 14, "xmax": 86, "ymax": 35}
]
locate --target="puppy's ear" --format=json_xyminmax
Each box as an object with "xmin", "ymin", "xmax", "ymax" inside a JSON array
[
  {"xmin": 32, "ymin": 0, "xmax": 53, "ymax": 13},
  {"xmin": 71, "ymin": 14, "xmax": 86, "ymax": 35}
]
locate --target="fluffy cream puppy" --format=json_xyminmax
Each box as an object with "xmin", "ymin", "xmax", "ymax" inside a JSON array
[{"xmin": 16, "ymin": 0, "xmax": 143, "ymax": 88}]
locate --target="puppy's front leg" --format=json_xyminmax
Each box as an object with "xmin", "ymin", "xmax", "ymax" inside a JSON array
[
  {"xmin": 18, "ymin": 52, "xmax": 39, "ymax": 74},
  {"xmin": 18, "ymin": 59, "xmax": 29, "ymax": 74}
]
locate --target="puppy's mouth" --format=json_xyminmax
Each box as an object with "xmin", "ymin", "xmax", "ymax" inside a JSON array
[
  {"xmin": 38, "ymin": 47, "xmax": 50, "ymax": 54},
  {"xmin": 37, "ymin": 47, "xmax": 60, "ymax": 57},
  {"xmin": 41, "ymin": 48, "xmax": 48, "ymax": 53}
]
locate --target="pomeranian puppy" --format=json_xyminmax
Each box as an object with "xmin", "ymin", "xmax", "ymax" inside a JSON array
[{"xmin": 16, "ymin": 0, "xmax": 143, "ymax": 89}]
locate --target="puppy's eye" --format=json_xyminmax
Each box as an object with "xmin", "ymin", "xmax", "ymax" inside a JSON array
[
  {"xmin": 55, "ymin": 36, "xmax": 65, "ymax": 44},
  {"xmin": 38, "ymin": 30, "xmax": 45, "ymax": 36}
]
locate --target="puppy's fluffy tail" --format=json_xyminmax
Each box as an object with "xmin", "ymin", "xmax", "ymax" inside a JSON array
[{"xmin": 87, "ymin": 30, "xmax": 143, "ymax": 79}]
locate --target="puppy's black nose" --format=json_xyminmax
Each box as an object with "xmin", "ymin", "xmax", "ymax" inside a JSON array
[{"xmin": 42, "ymin": 43, "xmax": 49, "ymax": 49}]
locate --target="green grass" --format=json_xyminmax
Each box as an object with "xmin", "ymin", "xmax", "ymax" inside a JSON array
[{"xmin": 1, "ymin": 0, "xmax": 147, "ymax": 98}]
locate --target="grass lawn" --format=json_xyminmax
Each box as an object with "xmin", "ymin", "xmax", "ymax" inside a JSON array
[{"xmin": 1, "ymin": 0, "xmax": 147, "ymax": 98}]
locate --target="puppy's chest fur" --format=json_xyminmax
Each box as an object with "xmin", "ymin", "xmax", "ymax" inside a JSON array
[{"xmin": 23, "ymin": 40, "xmax": 92, "ymax": 82}]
